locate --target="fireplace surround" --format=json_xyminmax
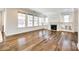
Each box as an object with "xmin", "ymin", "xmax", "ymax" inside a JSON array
[{"xmin": 51, "ymin": 25, "xmax": 57, "ymax": 30}]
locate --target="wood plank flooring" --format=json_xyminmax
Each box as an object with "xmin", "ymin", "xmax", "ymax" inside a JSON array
[{"xmin": 0, "ymin": 29, "xmax": 78, "ymax": 51}]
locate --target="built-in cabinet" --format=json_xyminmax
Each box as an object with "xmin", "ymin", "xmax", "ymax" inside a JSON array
[{"xmin": 59, "ymin": 22, "xmax": 73, "ymax": 32}]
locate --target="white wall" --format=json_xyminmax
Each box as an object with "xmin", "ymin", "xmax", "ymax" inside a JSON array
[
  {"xmin": 77, "ymin": 9, "xmax": 79, "ymax": 49},
  {"xmin": 5, "ymin": 8, "xmax": 46, "ymax": 36},
  {"xmin": 48, "ymin": 15, "xmax": 60, "ymax": 23},
  {"xmin": 4, "ymin": 8, "xmax": 78, "ymax": 36},
  {"xmin": 0, "ymin": 11, "xmax": 3, "ymax": 42},
  {"xmin": 47, "ymin": 15, "xmax": 61, "ymax": 31},
  {"xmin": 0, "ymin": 12, "xmax": 2, "ymax": 30},
  {"xmin": 73, "ymin": 8, "xmax": 78, "ymax": 32},
  {"xmin": 0, "ymin": 11, "xmax": 4, "ymax": 31},
  {"xmin": 47, "ymin": 9, "xmax": 78, "ymax": 32}
]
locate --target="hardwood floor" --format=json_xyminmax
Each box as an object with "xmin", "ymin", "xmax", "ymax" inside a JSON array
[{"xmin": 0, "ymin": 29, "xmax": 78, "ymax": 51}]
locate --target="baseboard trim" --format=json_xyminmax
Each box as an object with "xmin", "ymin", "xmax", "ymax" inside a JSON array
[{"xmin": 6, "ymin": 29, "xmax": 45, "ymax": 38}]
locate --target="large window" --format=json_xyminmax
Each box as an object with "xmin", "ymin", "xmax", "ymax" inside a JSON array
[
  {"xmin": 43, "ymin": 17, "xmax": 48, "ymax": 25},
  {"xmin": 18, "ymin": 13, "xmax": 48, "ymax": 28},
  {"xmin": 39, "ymin": 17, "xmax": 43, "ymax": 26},
  {"xmin": 27, "ymin": 15, "xmax": 33, "ymax": 27},
  {"xmin": 18, "ymin": 13, "xmax": 26, "ymax": 28},
  {"xmin": 64, "ymin": 15, "xmax": 70, "ymax": 22},
  {"xmin": 42, "ymin": 18, "xmax": 45, "ymax": 25},
  {"xmin": 34, "ymin": 16, "xmax": 38, "ymax": 26}
]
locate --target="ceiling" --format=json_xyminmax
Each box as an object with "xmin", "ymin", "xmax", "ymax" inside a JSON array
[{"xmin": 31, "ymin": 8, "xmax": 74, "ymax": 18}]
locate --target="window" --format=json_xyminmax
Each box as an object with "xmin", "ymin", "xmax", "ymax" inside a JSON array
[
  {"xmin": 27, "ymin": 15, "xmax": 33, "ymax": 27},
  {"xmin": 45, "ymin": 18, "xmax": 48, "ymax": 23},
  {"xmin": 43, "ymin": 17, "xmax": 48, "ymax": 25},
  {"xmin": 39, "ymin": 17, "xmax": 43, "ymax": 26},
  {"xmin": 42, "ymin": 18, "xmax": 45, "ymax": 25},
  {"xmin": 34, "ymin": 16, "xmax": 38, "ymax": 26},
  {"xmin": 64, "ymin": 15, "xmax": 70, "ymax": 22},
  {"xmin": 18, "ymin": 13, "xmax": 26, "ymax": 28}
]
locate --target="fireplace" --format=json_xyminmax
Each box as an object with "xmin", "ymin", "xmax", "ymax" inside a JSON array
[{"xmin": 51, "ymin": 25, "xmax": 57, "ymax": 30}]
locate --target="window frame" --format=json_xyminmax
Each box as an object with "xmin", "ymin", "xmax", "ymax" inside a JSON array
[
  {"xmin": 17, "ymin": 12, "xmax": 26, "ymax": 28},
  {"xmin": 34, "ymin": 16, "xmax": 39, "ymax": 26},
  {"xmin": 38, "ymin": 17, "xmax": 43, "ymax": 26},
  {"xmin": 27, "ymin": 14, "xmax": 34, "ymax": 27},
  {"xmin": 64, "ymin": 15, "xmax": 70, "ymax": 22}
]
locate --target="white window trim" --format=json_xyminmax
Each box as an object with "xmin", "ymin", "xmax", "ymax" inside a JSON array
[
  {"xmin": 18, "ymin": 13, "xmax": 26, "ymax": 28},
  {"xmin": 64, "ymin": 15, "xmax": 70, "ymax": 22}
]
